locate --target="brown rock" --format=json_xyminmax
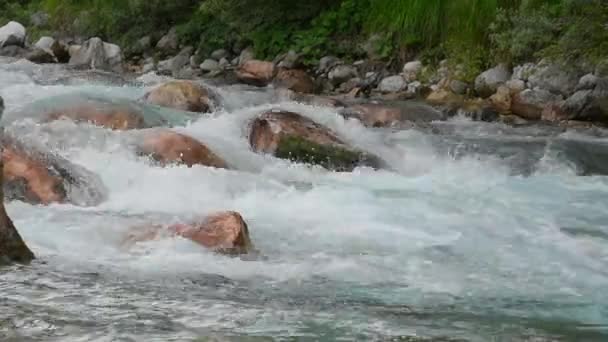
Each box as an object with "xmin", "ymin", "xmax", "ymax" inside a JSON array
[
  {"xmin": 123, "ymin": 211, "xmax": 253, "ymax": 255},
  {"xmin": 137, "ymin": 130, "xmax": 228, "ymax": 169},
  {"xmin": 511, "ymin": 89, "xmax": 562, "ymax": 120},
  {"xmin": 426, "ymin": 88, "xmax": 463, "ymax": 106},
  {"xmin": 45, "ymin": 103, "xmax": 146, "ymax": 130},
  {"xmin": 541, "ymin": 102, "xmax": 568, "ymax": 122},
  {"xmin": 489, "ymin": 85, "xmax": 512, "ymax": 113},
  {"xmin": 273, "ymin": 68, "xmax": 315, "ymax": 93},
  {"xmin": 143, "ymin": 80, "xmax": 217, "ymax": 113},
  {"xmin": 342, "ymin": 104, "xmax": 401, "ymax": 127},
  {"xmin": 236, "ymin": 60, "xmax": 275, "ymax": 86},
  {"xmin": 249, "ymin": 110, "xmax": 384, "ymax": 171}
]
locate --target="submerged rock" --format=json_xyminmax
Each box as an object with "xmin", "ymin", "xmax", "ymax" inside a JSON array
[
  {"xmin": 143, "ymin": 80, "xmax": 218, "ymax": 113},
  {"xmin": 43, "ymin": 98, "xmax": 147, "ymax": 130},
  {"xmin": 124, "ymin": 211, "xmax": 254, "ymax": 255},
  {"xmin": 1, "ymin": 134, "xmax": 107, "ymax": 206},
  {"xmin": 136, "ymin": 129, "xmax": 228, "ymax": 168},
  {"xmin": 249, "ymin": 110, "xmax": 383, "ymax": 171},
  {"xmin": 236, "ymin": 60, "xmax": 275, "ymax": 86}
]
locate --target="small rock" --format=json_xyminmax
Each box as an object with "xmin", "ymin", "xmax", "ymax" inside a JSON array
[
  {"xmin": 143, "ymin": 80, "xmax": 218, "ymax": 113},
  {"xmin": 69, "ymin": 37, "xmax": 123, "ymax": 72},
  {"xmin": 489, "ymin": 86, "xmax": 512, "ymax": 113},
  {"xmin": 377, "ymin": 75, "xmax": 407, "ymax": 93},
  {"xmin": 426, "ymin": 89, "xmax": 463, "ymax": 106},
  {"xmin": 408, "ymin": 81, "xmax": 423, "ymax": 95},
  {"xmin": 218, "ymin": 57, "xmax": 230, "ymax": 69},
  {"xmin": 475, "ymin": 64, "xmax": 511, "ymax": 98},
  {"xmin": 277, "ymin": 50, "xmax": 299, "ymax": 69},
  {"xmin": 512, "ymin": 63, "xmax": 537, "ymax": 82},
  {"xmin": 318, "ymin": 56, "xmax": 340, "ymax": 73},
  {"xmin": 402, "ymin": 61, "xmax": 423, "ymax": 82},
  {"xmin": 273, "ymin": 69, "xmax": 315, "ymax": 94},
  {"xmin": 236, "ymin": 60, "xmax": 275, "ymax": 86},
  {"xmin": 26, "ymin": 48, "xmax": 55, "ymax": 64},
  {"xmin": 0, "ymin": 21, "xmax": 26, "ymax": 48},
  {"xmin": 210, "ymin": 48, "xmax": 229, "ymax": 61},
  {"xmin": 506, "ymin": 79, "xmax": 526, "ymax": 93},
  {"xmin": 200, "ymin": 58, "xmax": 219, "ymax": 72},
  {"xmin": 238, "ymin": 48, "xmax": 255, "ymax": 66}
]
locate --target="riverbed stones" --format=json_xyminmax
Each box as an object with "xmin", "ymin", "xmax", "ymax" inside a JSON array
[
  {"xmin": 136, "ymin": 130, "xmax": 228, "ymax": 168},
  {"xmin": 236, "ymin": 60, "xmax": 275, "ymax": 86},
  {"xmin": 69, "ymin": 37, "xmax": 123, "ymax": 72},
  {"xmin": 0, "ymin": 21, "xmax": 26, "ymax": 48},
  {"xmin": 249, "ymin": 110, "xmax": 383, "ymax": 171},
  {"xmin": 475, "ymin": 64, "xmax": 511, "ymax": 98},
  {"xmin": 273, "ymin": 69, "xmax": 315, "ymax": 94},
  {"xmin": 143, "ymin": 80, "xmax": 217, "ymax": 113}
]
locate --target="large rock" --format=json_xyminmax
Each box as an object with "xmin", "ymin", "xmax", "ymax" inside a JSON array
[
  {"xmin": 0, "ymin": 21, "xmax": 26, "ymax": 48},
  {"xmin": 124, "ymin": 211, "xmax": 253, "ymax": 255},
  {"xmin": 34, "ymin": 36, "xmax": 69, "ymax": 63},
  {"xmin": 475, "ymin": 64, "xmax": 511, "ymax": 98},
  {"xmin": 69, "ymin": 37, "xmax": 123, "ymax": 72},
  {"xmin": 1, "ymin": 134, "xmax": 106, "ymax": 206},
  {"xmin": 377, "ymin": 75, "xmax": 407, "ymax": 93},
  {"xmin": 511, "ymin": 88, "xmax": 562, "ymax": 120},
  {"xmin": 143, "ymin": 80, "xmax": 218, "ymax": 113},
  {"xmin": 318, "ymin": 56, "xmax": 340, "ymax": 73},
  {"xmin": 528, "ymin": 63, "xmax": 582, "ymax": 97},
  {"xmin": 236, "ymin": 60, "xmax": 275, "ymax": 86},
  {"xmin": 0, "ymin": 97, "xmax": 35, "ymax": 265},
  {"xmin": 249, "ymin": 110, "xmax": 383, "ymax": 171},
  {"xmin": 562, "ymin": 79, "xmax": 608, "ymax": 123},
  {"xmin": 136, "ymin": 130, "xmax": 228, "ymax": 168},
  {"xmin": 199, "ymin": 59, "xmax": 220, "ymax": 73},
  {"xmin": 156, "ymin": 27, "xmax": 179, "ymax": 56},
  {"xmin": 273, "ymin": 69, "xmax": 315, "ymax": 94}
]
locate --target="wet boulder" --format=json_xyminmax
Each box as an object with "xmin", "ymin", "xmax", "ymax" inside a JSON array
[
  {"xmin": 2, "ymin": 135, "xmax": 107, "ymax": 206},
  {"xmin": 273, "ymin": 68, "xmax": 315, "ymax": 94},
  {"xmin": 136, "ymin": 129, "xmax": 228, "ymax": 168},
  {"xmin": 236, "ymin": 60, "xmax": 275, "ymax": 86},
  {"xmin": 34, "ymin": 37, "xmax": 70, "ymax": 63},
  {"xmin": 43, "ymin": 99, "xmax": 147, "ymax": 130},
  {"xmin": 124, "ymin": 211, "xmax": 253, "ymax": 255},
  {"xmin": 511, "ymin": 88, "xmax": 562, "ymax": 120},
  {"xmin": 249, "ymin": 110, "xmax": 383, "ymax": 171},
  {"xmin": 69, "ymin": 37, "xmax": 123, "ymax": 73},
  {"xmin": 143, "ymin": 80, "xmax": 218, "ymax": 113}
]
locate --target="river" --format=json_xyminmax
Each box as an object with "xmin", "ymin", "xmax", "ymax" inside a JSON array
[{"xmin": 1, "ymin": 58, "xmax": 607, "ymax": 341}]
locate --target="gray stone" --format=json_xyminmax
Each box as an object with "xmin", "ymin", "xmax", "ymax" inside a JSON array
[
  {"xmin": 528, "ymin": 63, "xmax": 582, "ymax": 96},
  {"xmin": 0, "ymin": 21, "xmax": 26, "ymax": 48},
  {"xmin": 69, "ymin": 37, "xmax": 123, "ymax": 72},
  {"xmin": 142, "ymin": 62, "xmax": 156, "ymax": 73},
  {"xmin": 378, "ymin": 75, "xmax": 407, "ymax": 93},
  {"xmin": 577, "ymin": 73, "xmax": 598, "ymax": 91},
  {"xmin": 156, "ymin": 27, "xmax": 179, "ymax": 55},
  {"xmin": 562, "ymin": 78, "xmax": 608, "ymax": 123},
  {"xmin": 475, "ymin": 64, "xmax": 511, "ymax": 98},
  {"xmin": 210, "ymin": 48, "xmax": 229, "ymax": 61},
  {"xmin": 103, "ymin": 42, "xmax": 123, "ymax": 72},
  {"xmin": 449, "ymin": 80, "xmax": 469, "ymax": 95},
  {"xmin": 512, "ymin": 88, "xmax": 562, "ymax": 120},
  {"xmin": 512, "ymin": 63, "xmax": 537, "ymax": 82},
  {"xmin": 26, "ymin": 48, "xmax": 55, "ymax": 64},
  {"xmin": 218, "ymin": 57, "xmax": 230, "ymax": 69},
  {"xmin": 319, "ymin": 56, "xmax": 340, "ymax": 73},
  {"xmin": 200, "ymin": 58, "xmax": 219, "ymax": 72},
  {"xmin": 402, "ymin": 60, "xmax": 423, "ymax": 82},
  {"xmin": 328, "ymin": 65, "xmax": 357, "ymax": 86},
  {"xmin": 277, "ymin": 50, "xmax": 299, "ymax": 69},
  {"xmin": 238, "ymin": 48, "xmax": 255, "ymax": 66},
  {"xmin": 506, "ymin": 79, "xmax": 526, "ymax": 93},
  {"xmin": 408, "ymin": 81, "xmax": 423, "ymax": 94}
]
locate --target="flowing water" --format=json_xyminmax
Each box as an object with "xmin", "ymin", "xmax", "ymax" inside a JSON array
[{"xmin": 1, "ymin": 59, "xmax": 608, "ymax": 341}]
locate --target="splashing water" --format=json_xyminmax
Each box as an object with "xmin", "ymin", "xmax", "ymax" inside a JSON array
[{"xmin": 1, "ymin": 61, "xmax": 608, "ymax": 342}]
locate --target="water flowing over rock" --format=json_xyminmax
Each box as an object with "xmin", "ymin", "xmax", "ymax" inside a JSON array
[
  {"xmin": 249, "ymin": 110, "xmax": 383, "ymax": 171},
  {"xmin": 1, "ymin": 134, "xmax": 107, "ymax": 206},
  {"xmin": 124, "ymin": 211, "xmax": 253, "ymax": 255},
  {"xmin": 236, "ymin": 60, "xmax": 275, "ymax": 86},
  {"xmin": 0, "ymin": 21, "xmax": 26, "ymax": 48},
  {"xmin": 136, "ymin": 129, "xmax": 228, "ymax": 169},
  {"xmin": 273, "ymin": 69, "xmax": 315, "ymax": 94},
  {"xmin": 340, "ymin": 102, "xmax": 443, "ymax": 128},
  {"xmin": 475, "ymin": 64, "xmax": 511, "ymax": 98},
  {"xmin": 143, "ymin": 80, "xmax": 218, "ymax": 113},
  {"xmin": 0, "ymin": 97, "xmax": 34, "ymax": 265}
]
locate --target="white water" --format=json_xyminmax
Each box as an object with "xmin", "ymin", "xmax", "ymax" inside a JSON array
[{"xmin": 1, "ymin": 61, "xmax": 608, "ymax": 341}]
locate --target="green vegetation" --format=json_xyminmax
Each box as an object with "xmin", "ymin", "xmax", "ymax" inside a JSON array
[
  {"xmin": 275, "ymin": 135, "xmax": 365, "ymax": 172},
  {"xmin": 1, "ymin": 0, "xmax": 606, "ymax": 77}
]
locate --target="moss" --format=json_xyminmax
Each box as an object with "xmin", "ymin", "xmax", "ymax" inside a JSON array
[{"xmin": 275, "ymin": 134, "xmax": 367, "ymax": 171}]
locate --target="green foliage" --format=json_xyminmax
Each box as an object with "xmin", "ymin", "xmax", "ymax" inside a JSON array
[{"xmin": 275, "ymin": 135, "xmax": 365, "ymax": 171}]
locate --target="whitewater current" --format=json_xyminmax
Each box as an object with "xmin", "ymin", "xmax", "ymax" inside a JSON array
[{"xmin": 1, "ymin": 60, "xmax": 608, "ymax": 341}]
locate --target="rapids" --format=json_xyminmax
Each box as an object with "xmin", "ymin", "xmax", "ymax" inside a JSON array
[{"xmin": 1, "ymin": 60, "xmax": 607, "ymax": 341}]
